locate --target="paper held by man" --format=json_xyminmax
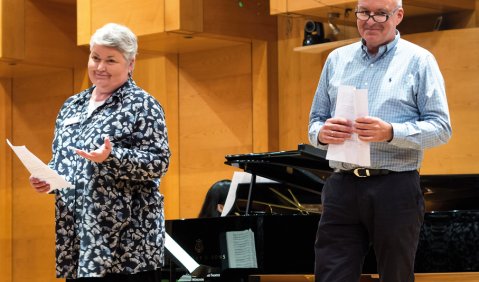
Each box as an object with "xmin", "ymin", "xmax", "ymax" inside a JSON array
[
  {"xmin": 6, "ymin": 139, "xmax": 73, "ymax": 192},
  {"xmin": 326, "ymin": 85, "xmax": 371, "ymax": 167}
]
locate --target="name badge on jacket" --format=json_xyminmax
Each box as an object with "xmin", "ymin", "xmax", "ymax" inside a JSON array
[{"xmin": 63, "ymin": 115, "xmax": 80, "ymax": 127}]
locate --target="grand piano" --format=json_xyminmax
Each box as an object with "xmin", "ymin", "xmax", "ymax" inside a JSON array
[{"xmin": 165, "ymin": 144, "xmax": 479, "ymax": 281}]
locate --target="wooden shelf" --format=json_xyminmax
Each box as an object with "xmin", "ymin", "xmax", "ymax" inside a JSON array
[
  {"xmin": 270, "ymin": 0, "xmax": 475, "ymax": 26},
  {"xmin": 77, "ymin": 0, "xmax": 276, "ymax": 55},
  {"xmin": 138, "ymin": 32, "xmax": 249, "ymax": 55},
  {"xmin": 294, "ymin": 38, "xmax": 359, "ymax": 53},
  {"xmin": 0, "ymin": 61, "xmax": 68, "ymax": 78}
]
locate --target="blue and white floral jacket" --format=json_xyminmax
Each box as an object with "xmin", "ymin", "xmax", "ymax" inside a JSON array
[{"xmin": 49, "ymin": 78, "xmax": 170, "ymax": 278}]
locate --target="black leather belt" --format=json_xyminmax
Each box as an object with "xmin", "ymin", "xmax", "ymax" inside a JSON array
[{"xmin": 338, "ymin": 168, "xmax": 391, "ymax": 177}]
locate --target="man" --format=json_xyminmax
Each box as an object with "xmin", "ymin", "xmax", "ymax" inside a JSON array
[{"xmin": 308, "ymin": 0, "xmax": 452, "ymax": 281}]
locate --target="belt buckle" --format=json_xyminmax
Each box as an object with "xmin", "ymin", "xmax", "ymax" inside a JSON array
[{"xmin": 353, "ymin": 168, "xmax": 370, "ymax": 177}]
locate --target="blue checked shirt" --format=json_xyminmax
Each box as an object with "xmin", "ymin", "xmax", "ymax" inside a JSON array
[{"xmin": 308, "ymin": 32, "xmax": 451, "ymax": 171}]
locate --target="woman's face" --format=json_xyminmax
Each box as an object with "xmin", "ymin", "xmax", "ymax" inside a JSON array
[{"xmin": 88, "ymin": 45, "xmax": 133, "ymax": 94}]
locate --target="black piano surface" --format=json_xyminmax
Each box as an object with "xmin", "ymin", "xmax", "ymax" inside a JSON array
[
  {"xmin": 166, "ymin": 144, "xmax": 479, "ymax": 281},
  {"xmin": 166, "ymin": 214, "xmax": 320, "ymax": 281}
]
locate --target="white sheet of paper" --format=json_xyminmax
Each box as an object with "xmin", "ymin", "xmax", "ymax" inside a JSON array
[
  {"xmin": 224, "ymin": 229, "xmax": 258, "ymax": 268},
  {"xmin": 326, "ymin": 85, "xmax": 371, "ymax": 167},
  {"xmin": 165, "ymin": 232, "xmax": 200, "ymax": 273},
  {"xmin": 6, "ymin": 139, "xmax": 74, "ymax": 193},
  {"xmin": 221, "ymin": 171, "xmax": 277, "ymax": 217}
]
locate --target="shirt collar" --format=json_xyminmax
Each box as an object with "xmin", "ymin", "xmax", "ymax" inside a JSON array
[
  {"xmin": 361, "ymin": 30, "xmax": 401, "ymax": 60},
  {"xmin": 110, "ymin": 77, "xmax": 135, "ymax": 103}
]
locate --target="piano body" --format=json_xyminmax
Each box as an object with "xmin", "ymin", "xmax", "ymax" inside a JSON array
[{"xmin": 165, "ymin": 144, "xmax": 479, "ymax": 281}]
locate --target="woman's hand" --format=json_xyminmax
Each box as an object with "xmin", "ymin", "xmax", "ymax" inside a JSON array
[
  {"xmin": 29, "ymin": 176, "xmax": 51, "ymax": 193},
  {"xmin": 75, "ymin": 136, "xmax": 112, "ymax": 163}
]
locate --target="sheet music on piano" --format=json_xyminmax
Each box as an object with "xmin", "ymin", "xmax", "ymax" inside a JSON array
[
  {"xmin": 221, "ymin": 229, "xmax": 258, "ymax": 269},
  {"xmin": 221, "ymin": 171, "xmax": 277, "ymax": 217}
]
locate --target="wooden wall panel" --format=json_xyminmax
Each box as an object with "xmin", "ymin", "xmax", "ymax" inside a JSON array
[
  {"xmin": 0, "ymin": 78, "xmax": 13, "ymax": 282},
  {"xmin": 277, "ymin": 14, "xmax": 479, "ymax": 174},
  {"xmin": 270, "ymin": 0, "xmax": 288, "ymax": 15},
  {"xmin": 277, "ymin": 16, "xmax": 327, "ymax": 150},
  {"xmin": 178, "ymin": 44, "xmax": 252, "ymax": 219},
  {"xmin": 0, "ymin": 0, "xmax": 24, "ymax": 61},
  {"xmin": 164, "ymin": 0, "xmax": 203, "ymax": 32},
  {"xmin": 24, "ymin": 1, "xmax": 85, "ymax": 68},
  {"xmin": 133, "ymin": 53, "xmax": 181, "ymax": 219},
  {"xmin": 76, "ymin": 0, "xmax": 91, "ymax": 47},
  {"xmin": 89, "ymin": 0, "xmax": 165, "ymax": 40},
  {"xmin": 405, "ymin": 28, "xmax": 479, "ymax": 174},
  {"xmin": 202, "ymin": 0, "xmax": 277, "ymax": 42},
  {"xmin": 12, "ymin": 70, "xmax": 72, "ymax": 282},
  {"xmin": 252, "ymin": 40, "xmax": 271, "ymax": 152},
  {"xmin": 476, "ymin": 0, "xmax": 479, "ymax": 25},
  {"xmin": 253, "ymin": 39, "xmax": 279, "ymax": 152}
]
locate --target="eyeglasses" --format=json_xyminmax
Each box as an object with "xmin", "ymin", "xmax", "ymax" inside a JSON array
[{"xmin": 355, "ymin": 7, "xmax": 400, "ymax": 23}]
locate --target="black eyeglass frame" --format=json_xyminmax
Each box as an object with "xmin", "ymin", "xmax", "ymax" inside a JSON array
[{"xmin": 355, "ymin": 7, "xmax": 400, "ymax": 23}]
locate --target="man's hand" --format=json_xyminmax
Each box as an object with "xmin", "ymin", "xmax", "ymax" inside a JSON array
[
  {"xmin": 318, "ymin": 117, "xmax": 353, "ymax": 144},
  {"xmin": 354, "ymin": 116, "xmax": 393, "ymax": 142}
]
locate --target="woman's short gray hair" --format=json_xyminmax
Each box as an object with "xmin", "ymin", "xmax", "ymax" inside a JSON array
[{"xmin": 90, "ymin": 23, "xmax": 138, "ymax": 61}]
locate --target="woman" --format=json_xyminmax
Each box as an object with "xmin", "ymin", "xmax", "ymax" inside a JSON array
[
  {"xmin": 29, "ymin": 23, "xmax": 170, "ymax": 281},
  {"xmin": 198, "ymin": 179, "xmax": 231, "ymax": 218}
]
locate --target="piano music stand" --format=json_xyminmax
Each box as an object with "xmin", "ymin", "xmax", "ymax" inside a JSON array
[
  {"xmin": 224, "ymin": 144, "xmax": 330, "ymax": 215},
  {"xmin": 245, "ymin": 174, "xmax": 256, "ymax": 215}
]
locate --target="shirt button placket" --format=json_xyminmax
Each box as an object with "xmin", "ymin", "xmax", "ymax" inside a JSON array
[{"xmin": 363, "ymin": 62, "xmax": 375, "ymax": 87}]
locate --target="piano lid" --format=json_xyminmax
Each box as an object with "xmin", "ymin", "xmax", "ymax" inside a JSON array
[
  {"xmin": 225, "ymin": 143, "xmax": 332, "ymax": 192},
  {"xmin": 225, "ymin": 144, "xmax": 479, "ymax": 213}
]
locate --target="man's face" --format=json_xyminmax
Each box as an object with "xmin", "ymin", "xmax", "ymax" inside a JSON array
[{"xmin": 357, "ymin": 0, "xmax": 403, "ymax": 52}]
